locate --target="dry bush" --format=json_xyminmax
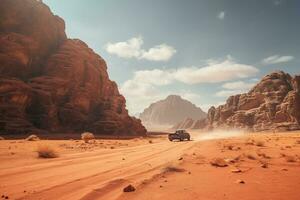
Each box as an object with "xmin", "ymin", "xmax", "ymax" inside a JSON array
[
  {"xmin": 81, "ymin": 132, "xmax": 95, "ymax": 143},
  {"xmin": 163, "ymin": 165, "xmax": 186, "ymax": 173},
  {"xmin": 0, "ymin": 136, "xmax": 4, "ymax": 140},
  {"xmin": 36, "ymin": 145, "xmax": 58, "ymax": 158},
  {"xmin": 26, "ymin": 134, "xmax": 40, "ymax": 141}
]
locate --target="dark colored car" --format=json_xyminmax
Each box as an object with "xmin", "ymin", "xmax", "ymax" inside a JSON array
[{"xmin": 168, "ymin": 129, "xmax": 191, "ymax": 141}]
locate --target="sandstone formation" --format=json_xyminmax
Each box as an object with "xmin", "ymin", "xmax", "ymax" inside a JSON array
[
  {"xmin": 140, "ymin": 95, "xmax": 206, "ymax": 129},
  {"xmin": 207, "ymin": 71, "xmax": 300, "ymax": 131},
  {"xmin": 0, "ymin": 0, "xmax": 146, "ymax": 135}
]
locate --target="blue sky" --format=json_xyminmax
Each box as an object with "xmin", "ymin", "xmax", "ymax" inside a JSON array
[{"xmin": 44, "ymin": 0, "xmax": 300, "ymax": 114}]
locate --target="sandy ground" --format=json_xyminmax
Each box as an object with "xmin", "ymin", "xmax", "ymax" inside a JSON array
[{"xmin": 0, "ymin": 131, "xmax": 300, "ymax": 200}]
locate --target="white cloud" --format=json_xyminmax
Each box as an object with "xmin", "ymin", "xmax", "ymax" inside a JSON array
[
  {"xmin": 217, "ymin": 11, "xmax": 225, "ymax": 20},
  {"xmin": 173, "ymin": 57, "xmax": 259, "ymax": 84},
  {"xmin": 222, "ymin": 81, "xmax": 255, "ymax": 90},
  {"xmin": 120, "ymin": 79, "xmax": 163, "ymax": 114},
  {"xmin": 262, "ymin": 55, "xmax": 294, "ymax": 65},
  {"xmin": 105, "ymin": 36, "xmax": 176, "ymax": 61},
  {"xmin": 105, "ymin": 36, "xmax": 143, "ymax": 59},
  {"xmin": 216, "ymin": 80, "xmax": 256, "ymax": 98},
  {"xmin": 141, "ymin": 44, "xmax": 177, "ymax": 61},
  {"xmin": 132, "ymin": 69, "xmax": 173, "ymax": 86},
  {"xmin": 216, "ymin": 90, "xmax": 241, "ymax": 97},
  {"xmin": 120, "ymin": 56, "xmax": 259, "ymax": 113}
]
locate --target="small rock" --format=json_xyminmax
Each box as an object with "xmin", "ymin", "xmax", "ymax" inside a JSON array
[
  {"xmin": 281, "ymin": 168, "xmax": 288, "ymax": 171},
  {"xmin": 231, "ymin": 168, "xmax": 242, "ymax": 173},
  {"xmin": 210, "ymin": 158, "xmax": 228, "ymax": 167},
  {"xmin": 123, "ymin": 184, "xmax": 135, "ymax": 192},
  {"xmin": 235, "ymin": 179, "xmax": 245, "ymax": 184},
  {"xmin": 26, "ymin": 134, "xmax": 40, "ymax": 141},
  {"xmin": 159, "ymin": 185, "xmax": 163, "ymax": 188},
  {"xmin": 188, "ymin": 171, "xmax": 191, "ymax": 174},
  {"xmin": 178, "ymin": 157, "xmax": 183, "ymax": 160},
  {"xmin": 224, "ymin": 158, "xmax": 236, "ymax": 164},
  {"xmin": 261, "ymin": 163, "xmax": 268, "ymax": 168}
]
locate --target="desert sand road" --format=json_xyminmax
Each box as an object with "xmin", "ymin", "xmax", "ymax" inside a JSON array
[{"xmin": 0, "ymin": 140, "xmax": 195, "ymax": 200}]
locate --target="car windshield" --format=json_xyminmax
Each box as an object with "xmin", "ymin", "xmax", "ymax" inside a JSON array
[{"xmin": 176, "ymin": 130, "xmax": 186, "ymax": 134}]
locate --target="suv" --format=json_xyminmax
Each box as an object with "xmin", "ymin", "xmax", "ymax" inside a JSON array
[{"xmin": 168, "ymin": 129, "xmax": 191, "ymax": 141}]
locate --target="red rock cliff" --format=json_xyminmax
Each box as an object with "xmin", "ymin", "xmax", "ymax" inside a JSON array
[
  {"xmin": 207, "ymin": 71, "xmax": 300, "ymax": 132},
  {"xmin": 0, "ymin": 0, "xmax": 146, "ymax": 135}
]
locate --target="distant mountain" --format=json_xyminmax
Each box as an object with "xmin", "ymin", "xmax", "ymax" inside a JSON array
[{"xmin": 139, "ymin": 95, "xmax": 207, "ymax": 129}]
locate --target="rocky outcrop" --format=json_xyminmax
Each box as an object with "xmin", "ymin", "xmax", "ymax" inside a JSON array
[
  {"xmin": 0, "ymin": 0, "xmax": 146, "ymax": 135},
  {"xmin": 207, "ymin": 71, "xmax": 300, "ymax": 132},
  {"xmin": 140, "ymin": 95, "xmax": 206, "ymax": 129}
]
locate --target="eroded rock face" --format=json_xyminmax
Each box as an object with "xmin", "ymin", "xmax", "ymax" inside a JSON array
[
  {"xmin": 207, "ymin": 71, "xmax": 300, "ymax": 132},
  {"xmin": 0, "ymin": 0, "xmax": 146, "ymax": 135}
]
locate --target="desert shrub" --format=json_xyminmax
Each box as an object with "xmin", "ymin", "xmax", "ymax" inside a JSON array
[
  {"xmin": 81, "ymin": 132, "xmax": 95, "ymax": 143},
  {"xmin": 148, "ymin": 140, "xmax": 153, "ymax": 144},
  {"xmin": 26, "ymin": 134, "xmax": 40, "ymax": 141},
  {"xmin": 36, "ymin": 145, "xmax": 58, "ymax": 158}
]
